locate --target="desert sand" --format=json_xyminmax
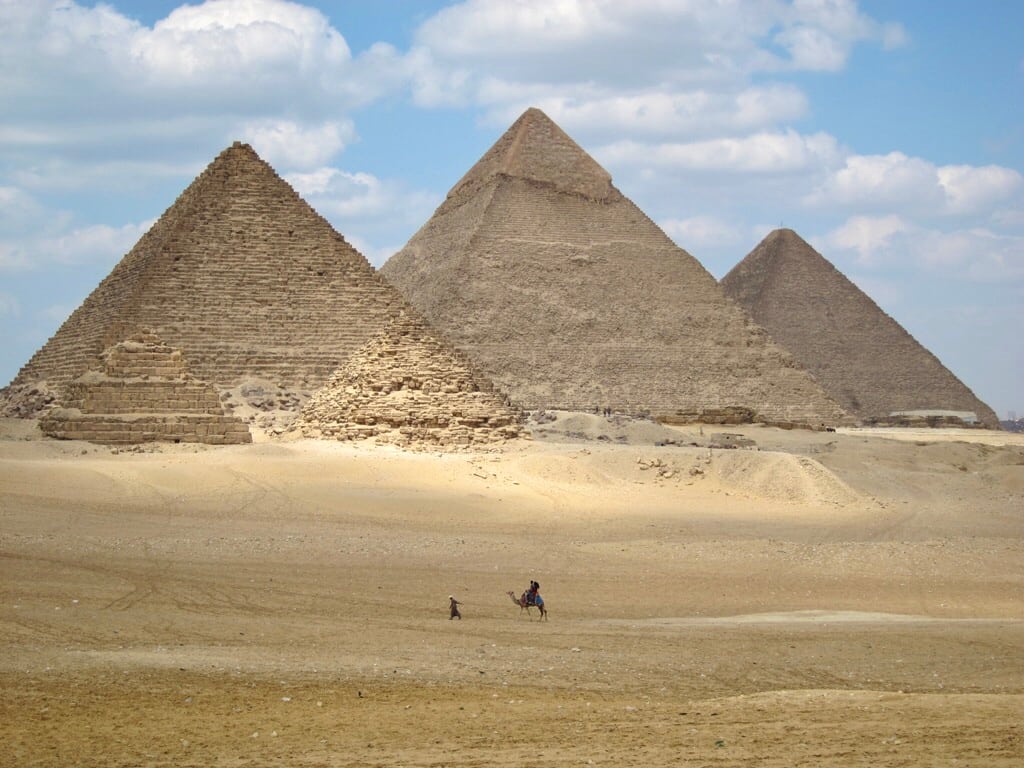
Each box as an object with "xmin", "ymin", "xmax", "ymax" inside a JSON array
[{"xmin": 1, "ymin": 413, "xmax": 1022, "ymax": 766}]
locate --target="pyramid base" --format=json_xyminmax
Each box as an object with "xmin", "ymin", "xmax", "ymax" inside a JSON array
[{"xmin": 39, "ymin": 411, "xmax": 252, "ymax": 446}]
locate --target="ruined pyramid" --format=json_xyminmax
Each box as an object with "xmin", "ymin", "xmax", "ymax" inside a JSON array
[
  {"xmin": 2, "ymin": 142, "xmax": 405, "ymax": 422},
  {"xmin": 720, "ymin": 228, "xmax": 999, "ymax": 428},
  {"xmin": 382, "ymin": 108, "xmax": 849, "ymax": 426},
  {"xmin": 297, "ymin": 312, "xmax": 523, "ymax": 447},
  {"xmin": 39, "ymin": 331, "xmax": 251, "ymax": 445}
]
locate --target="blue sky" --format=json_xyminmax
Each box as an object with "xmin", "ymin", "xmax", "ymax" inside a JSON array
[{"xmin": 1, "ymin": 0, "xmax": 1021, "ymax": 418}]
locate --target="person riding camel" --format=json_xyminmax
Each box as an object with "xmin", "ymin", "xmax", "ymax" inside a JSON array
[{"xmin": 526, "ymin": 580, "xmax": 540, "ymax": 606}]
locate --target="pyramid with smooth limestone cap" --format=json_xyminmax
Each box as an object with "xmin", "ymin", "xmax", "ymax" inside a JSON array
[
  {"xmin": 720, "ymin": 228, "xmax": 999, "ymax": 428},
  {"xmin": 382, "ymin": 108, "xmax": 849, "ymax": 426}
]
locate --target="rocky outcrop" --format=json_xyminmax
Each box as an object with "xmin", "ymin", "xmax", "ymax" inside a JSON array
[
  {"xmin": 382, "ymin": 108, "xmax": 850, "ymax": 428},
  {"xmin": 39, "ymin": 332, "xmax": 251, "ymax": 445},
  {"xmin": 297, "ymin": 314, "xmax": 522, "ymax": 448}
]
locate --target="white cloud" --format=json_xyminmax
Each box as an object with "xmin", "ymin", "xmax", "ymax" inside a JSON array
[
  {"xmin": 285, "ymin": 168, "xmax": 391, "ymax": 218},
  {"xmin": 283, "ymin": 166, "xmax": 440, "ymax": 261},
  {"xmin": 825, "ymin": 214, "xmax": 908, "ymax": 265},
  {"xmin": 410, "ymin": 0, "xmax": 903, "ymax": 122},
  {"xmin": 285, "ymin": 168, "xmax": 342, "ymax": 197},
  {"xmin": 772, "ymin": 0, "xmax": 905, "ymax": 71},
  {"xmin": 12, "ymin": 157, "xmax": 205, "ymax": 194},
  {"xmin": 823, "ymin": 217, "xmax": 1024, "ymax": 282},
  {"xmin": 992, "ymin": 206, "xmax": 1024, "ymax": 228},
  {"xmin": 774, "ymin": 24, "xmax": 849, "ymax": 71},
  {"xmin": 0, "ymin": 220, "xmax": 152, "ymax": 272},
  {"xmin": 239, "ymin": 120, "xmax": 356, "ymax": 170},
  {"xmin": 660, "ymin": 215, "xmax": 743, "ymax": 251},
  {"xmin": 599, "ymin": 130, "xmax": 841, "ymax": 174},
  {"xmin": 916, "ymin": 228, "xmax": 1024, "ymax": 281},
  {"xmin": 937, "ymin": 165, "xmax": 1023, "ymax": 215},
  {"xmin": 1, "ymin": 1, "xmax": 405, "ymax": 149},
  {"xmin": 807, "ymin": 152, "xmax": 941, "ymax": 209},
  {"xmin": 486, "ymin": 85, "xmax": 809, "ymax": 141},
  {"xmin": 807, "ymin": 153, "xmax": 1022, "ymax": 216},
  {"xmin": 130, "ymin": 0, "xmax": 351, "ymax": 84},
  {"xmin": 0, "ymin": 187, "xmax": 46, "ymax": 234}
]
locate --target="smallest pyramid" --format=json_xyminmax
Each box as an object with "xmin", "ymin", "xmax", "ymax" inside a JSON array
[
  {"xmin": 39, "ymin": 331, "xmax": 252, "ymax": 445},
  {"xmin": 721, "ymin": 229, "xmax": 999, "ymax": 428},
  {"xmin": 297, "ymin": 313, "xmax": 523, "ymax": 449}
]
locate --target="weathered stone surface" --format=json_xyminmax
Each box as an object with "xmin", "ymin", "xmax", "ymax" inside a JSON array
[
  {"xmin": 720, "ymin": 229, "xmax": 999, "ymax": 429},
  {"xmin": 39, "ymin": 332, "xmax": 251, "ymax": 445},
  {"xmin": 297, "ymin": 313, "xmax": 523, "ymax": 449},
  {"xmin": 382, "ymin": 108, "xmax": 849, "ymax": 428},
  {"xmin": 2, "ymin": 142, "xmax": 405, "ymax": 422}
]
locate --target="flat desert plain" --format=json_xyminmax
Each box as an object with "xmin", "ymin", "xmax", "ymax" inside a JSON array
[{"xmin": 1, "ymin": 413, "xmax": 1022, "ymax": 766}]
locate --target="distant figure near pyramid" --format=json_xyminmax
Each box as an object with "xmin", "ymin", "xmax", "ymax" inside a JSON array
[
  {"xmin": 720, "ymin": 229, "xmax": 999, "ymax": 428},
  {"xmin": 297, "ymin": 312, "xmax": 523, "ymax": 448},
  {"xmin": 382, "ymin": 108, "xmax": 848, "ymax": 427},
  {"xmin": 2, "ymin": 142, "xmax": 404, "ymax": 427}
]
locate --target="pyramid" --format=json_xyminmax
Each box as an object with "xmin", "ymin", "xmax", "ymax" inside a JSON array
[
  {"xmin": 39, "ymin": 331, "xmax": 252, "ymax": 445},
  {"xmin": 297, "ymin": 312, "xmax": 523, "ymax": 448},
  {"xmin": 720, "ymin": 229, "xmax": 999, "ymax": 428},
  {"xmin": 381, "ymin": 108, "xmax": 849, "ymax": 426},
  {"xmin": 2, "ymin": 142, "xmax": 404, "ymax": 423}
]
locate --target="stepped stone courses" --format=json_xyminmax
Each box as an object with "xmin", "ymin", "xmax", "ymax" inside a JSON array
[
  {"xmin": 298, "ymin": 313, "xmax": 523, "ymax": 448},
  {"xmin": 720, "ymin": 229, "xmax": 999, "ymax": 429},
  {"xmin": 2, "ymin": 142, "xmax": 405, "ymax": 422},
  {"xmin": 382, "ymin": 108, "xmax": 850, "ymax": 427},
  {"xmin": 39, "ymin": 332, "xmax": 252, "ymax": 445}
]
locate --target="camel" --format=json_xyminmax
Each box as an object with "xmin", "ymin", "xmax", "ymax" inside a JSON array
[{"xmin": 507, "ymin": 590, "xmax": 547, "ymax": 620}]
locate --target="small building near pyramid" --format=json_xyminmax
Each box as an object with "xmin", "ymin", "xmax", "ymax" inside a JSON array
[
  {"xmin": 2, "ymin": 142, "xmax": 406, "ymax": 431},
  {"xmin": 382, "ymin": 108, "xmax": 849, "ymax": 428},
  {"xmin": 720, "ymin": 229, "xmax": 999, "ymax": 428},
  {"xmin": 296, "ymin": 313, "xmax": 523, "ymax": 448},
  {"xmin": 39, "ymin": 332, "xmax": 252, "ymax": 445}
]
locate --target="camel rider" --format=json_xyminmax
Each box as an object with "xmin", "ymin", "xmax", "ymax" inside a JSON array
[{"xmin": 526, "ymin": 580, "xmax": 540, "ymax": 606}]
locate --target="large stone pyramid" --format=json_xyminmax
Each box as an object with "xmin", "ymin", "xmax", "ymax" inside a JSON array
[
  {"xmin": 720, "ymin": 228, "xmax": 999, "ymax": 428},
  {"xmin": 382, "ymin": 108, "xmax": 848, "ymax": 426},
  {"xmin": 297, "ymin": 312, "xmax": 523, "ymax": 448},
  {"xmin": 2, "ymin": 142, "xmax": 405, "ymax": 421}
]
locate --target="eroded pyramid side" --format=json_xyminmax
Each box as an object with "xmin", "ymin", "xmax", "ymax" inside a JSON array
[
  {"xmin": 296, "ymin": 312, "xmax": 523, "ymax": 448},
  {"xmin": 721, "ymin": 229, "xmax": 999, "ymax": 428}
]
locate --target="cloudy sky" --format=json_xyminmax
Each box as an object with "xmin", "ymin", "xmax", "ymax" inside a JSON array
[{"xmin": 2, "ymin": 0, "xmax": 1021, "ymax": 417}]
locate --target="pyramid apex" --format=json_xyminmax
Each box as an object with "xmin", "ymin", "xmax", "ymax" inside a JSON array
[
  {"xmin": 448, "ymin": 106, "xmax": 619, "ymax": 202},
  {"xmin": 519, "ymin": 106, "xmax": 555, "ymax": 124},
  {"xmin": 723, "ymin": 227, "xmax": 822, "ymax": 290},
  {"xmin": 220, "ymin": 140, "xmax": 261, "ymax": 159},
  {"xmin": 760, "ymin": 228, "xmax": 806, "ymax": 245},
  {"xmin": 751, "ymin": 228, "xmax": 820, "ymax": 260}
]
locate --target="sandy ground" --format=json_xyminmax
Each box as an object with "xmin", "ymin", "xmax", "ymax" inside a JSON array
[{"xmin": 1, "ymin": 414, "xmax": 1022, "ymax": 766}]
